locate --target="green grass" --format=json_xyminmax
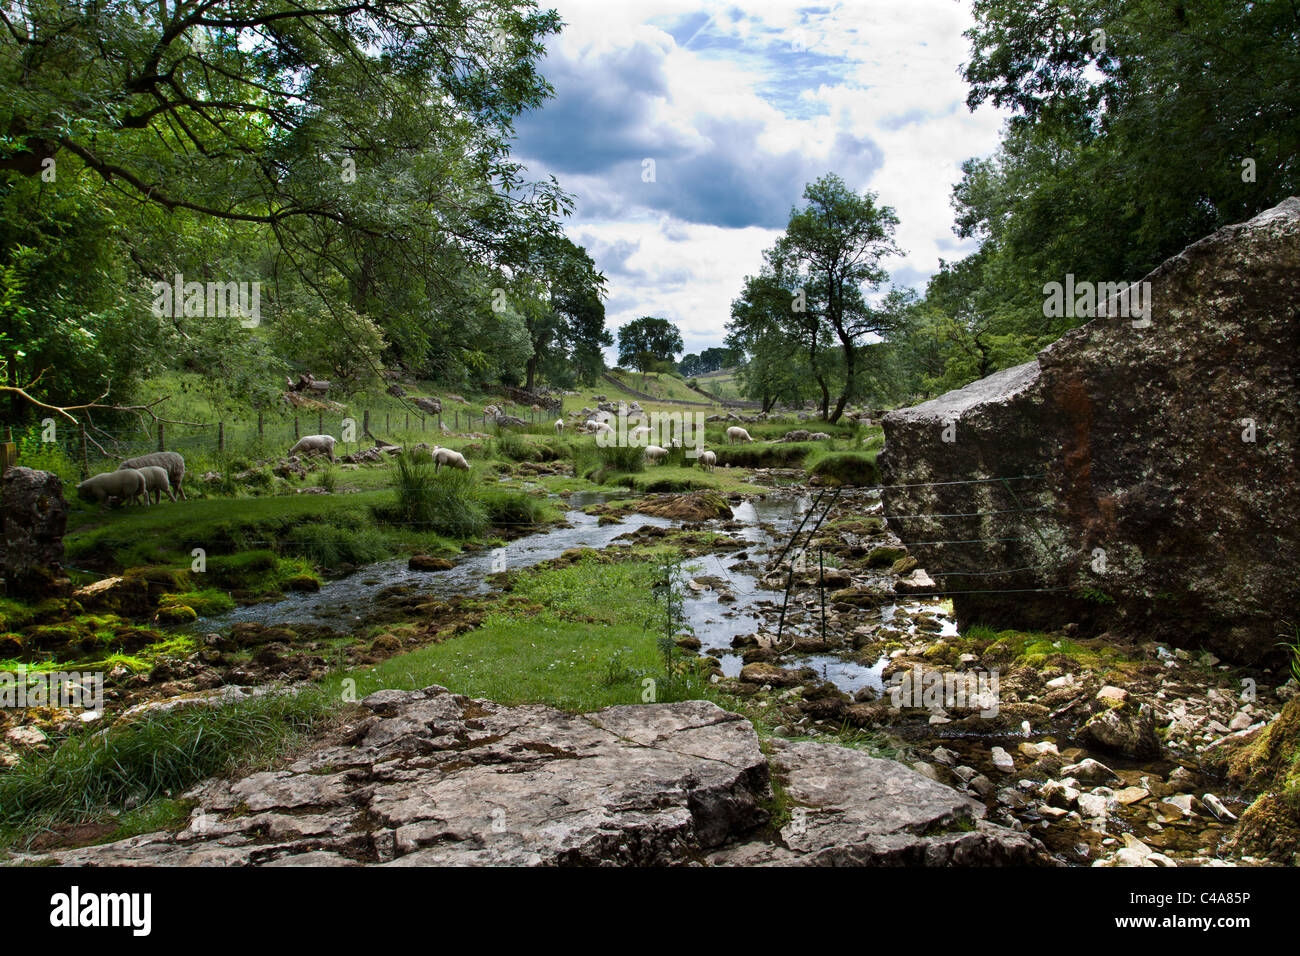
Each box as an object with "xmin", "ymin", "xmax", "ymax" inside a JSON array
[
  {"xmin": 327, "ymin": 552, "xmax": 705, "ymax": 711},
  {"xmin": 0, "ymin": 687, "xmax": 334, "ymax": 845},
  {"xmin": 806, "ymin": 451, "xmax": 879, "ymax": 486}
]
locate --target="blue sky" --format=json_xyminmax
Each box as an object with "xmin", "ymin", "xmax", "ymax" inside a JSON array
[{"xmin": 511, "ymin": 0, "xmax": 1007, "ymax": 358}]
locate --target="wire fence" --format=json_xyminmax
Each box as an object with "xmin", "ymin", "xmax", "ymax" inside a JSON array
[{"xmin": 2, "ymin": 403, "xmax": 575, "ymax": 478}]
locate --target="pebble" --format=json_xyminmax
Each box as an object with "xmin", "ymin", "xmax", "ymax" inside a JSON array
[{"xmin": 990, "ymin": 746, "xmax": 1015, "ymax": 773}]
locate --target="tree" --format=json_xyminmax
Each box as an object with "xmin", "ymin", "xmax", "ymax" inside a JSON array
[
  {"xmin": 726, "ymin": 270, "xmax": 822, "ymax": 413},
  {"xmin": 617, "ymin": 317, "xmax": 683, "ymax": 385},
  {"xmin": 776, "ymin": 174, "xmax": 902, "ymax": 423},
  {"xmin": 0, "ymin": 0, "xmax": 573, "ymax": 410},
  {"xmin": 511, "ymin": 236, "xmax": 607, "ymax": 391}
]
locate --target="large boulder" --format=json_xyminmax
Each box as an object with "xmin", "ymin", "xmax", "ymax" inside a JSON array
[
  {"xmin": 0, "ymin": 466, "xmax": 68, "ymax": 592},
  {"xmin": 879, "ymin": 199, "xmax": 1300, "ymax": 663}
]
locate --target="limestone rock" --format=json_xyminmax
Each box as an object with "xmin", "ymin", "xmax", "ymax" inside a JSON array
[
  {"xmin": 879, "ymin": 199, "xmax": 1300, "ymax": 663},
  {"xmin": 0, "ymin": 466, "xmax": 68, "ymax": 592},
  {"xmin": 8, "ymin": 687, "xmax": 1043, "ymax": 868}
]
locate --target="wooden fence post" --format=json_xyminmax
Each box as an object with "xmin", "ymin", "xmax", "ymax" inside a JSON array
[
  {"xmin": 157, "ymin": 422, "xmax": 165, "ymax": 452},
  {"xmin": 318, "ymin": 411, "xmax": 323, "ymax": 435},
  {"xmin": 79, "ymin": 425, "xmax": 90, "ymax": 479},
  {"xmin": 294, "ymin": 415, "xmax": 300, "ymax": 440},
  {"xmin": 218, "ymin": 421, "xmax": 225, "ymax": 453},
  {"xmin": 405, "ymin": 412, "xmax": 410, "ymax": 431},
  {"xmin": 363, "ymin": 409, "xmax": 370, "ymax": 437},
  {"xmin": 258, "ymin": 411, "xmax": 264, "ymax": 441}
]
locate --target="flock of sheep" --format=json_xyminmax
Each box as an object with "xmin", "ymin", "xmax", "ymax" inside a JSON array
[
  {"xmin": 74, "ymin": 451, "xmax": 187, "ymax": 508},
  {"xmin": 71, "ymin": 416, "xmax": 759, "ymax": 510}
]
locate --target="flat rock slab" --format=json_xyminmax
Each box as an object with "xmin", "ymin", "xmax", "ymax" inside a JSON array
[{"xmin": 8, "ymin": 687, "xmax": 1045, "ymax": 866}]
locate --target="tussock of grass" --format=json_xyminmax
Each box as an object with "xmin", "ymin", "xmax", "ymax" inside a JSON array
[
  {"xmin": 389, "ymin": 452, "xmax": 487, "ymax": 538},
  {"xmin": 0, "ymin": 688, "xmax": 334, "ymax": 843}
]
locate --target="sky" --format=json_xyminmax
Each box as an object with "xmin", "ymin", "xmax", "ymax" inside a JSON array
[{"xmin": 510, "ymin": 0, "xmax": 1009, "ymax": 359}]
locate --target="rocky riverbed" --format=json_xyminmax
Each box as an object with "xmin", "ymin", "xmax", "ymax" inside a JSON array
[{"xmin": 3, "ymin": 481, "xmax": 1295, "ymax": 865}]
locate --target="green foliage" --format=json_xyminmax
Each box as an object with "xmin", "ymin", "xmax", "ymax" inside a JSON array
[{"xmin": 617, "ymin": 316, "xmax": 685, "ymax": 379}]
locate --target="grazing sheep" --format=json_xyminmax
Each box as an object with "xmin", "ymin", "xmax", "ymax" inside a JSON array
[
  {"xmin": 76, "ymin": 469, "xmax": 149, "ymax": 508},
  {"xmin": 586, "ymin": 420, "xmax": 613, "ymax": 436},
  {"xmin": 431, "ymin": 445, "xmax": 471, "ymax": 472},
  {"xmin": 726, "ymin": 426, "xmax": 754, "ymax": 444},
  {"xmin": 554, "ymin": 418, "xmax": 566, "ymax": 433},
  {"xmin": 119, "ymin": 451, "xmax": 186, "ymax": 500},
  {"xmin": 628, "ymin": 425, "xmax": 651, "ymax": 442},
  {"xmin": 644, "ymin": 445, "xmax": 669, "ymax": 464},
  {"xmin": 699, "ymin": 450, "xmax": 717, "ymax": 471},
  {"xmin": 136, "ymin": 465, "xmax": 176, "ymax": 504},
  {"xmin": 289, "ymin": 434, "xmax": 337, "ymax": 463}
]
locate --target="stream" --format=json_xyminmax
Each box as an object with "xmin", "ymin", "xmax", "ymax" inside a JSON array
[{"xmin": 198, "ymin": 488, "xmax": 945, "ymax": 698}]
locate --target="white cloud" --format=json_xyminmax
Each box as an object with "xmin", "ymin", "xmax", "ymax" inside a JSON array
[{"xmin": 517, "ymin": 0, "xmax": 1009, "ymax": 356}]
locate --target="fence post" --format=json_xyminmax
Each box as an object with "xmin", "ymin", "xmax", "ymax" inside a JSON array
[
  {"xmin": 819, "ymin": 547, "xmax": 826, "ymax": 645},
  {"xmin": 258, "ymin": 411, "xmax": 264, "ymax": 441},
  {"xmin": 386, "ymin": 413, "xmax": 390, "ymax": 433},
  {"xmin": 363, "ymin": 409, "xmax": 370, "ymax": 438},
  {"xmin": 157, "ymin": 422, "xmax": 165, "ymax": 452},
  {"xmin": 218, "ymin": 421, "xmax": 225, "ymax": 454},
  {"xmin": 455, "ymin": 410, "xmax": 459, "ymax": 430},
  {"xmin": 405, "ymin": 412, "xmax": 410, "ymax": 431},
  {"xmin": 294, "ymin": 415, "xmax": 300, "ymax": 440},
  {"xmin": 318, "ymin": 411, "xmax": 323, "ymax": 435},
  {"xmin": 79, "ymin": 425, "xmax": 90, "ymax": 479}
]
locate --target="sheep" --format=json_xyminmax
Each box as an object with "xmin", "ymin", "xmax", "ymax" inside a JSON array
[
  {"xmin": 136, "ymin": 465, "xmax": 176, "ymax": 504},
  {"xmin": 726, "ymin": 426, "xmax": 754, "ymax": 444},
  {"xmin": 644, "ymin": 444, "xmax": 669, "ymax": 464},
  {"xmin": 430, "ymin": 445, "xmax": 471, "ymax": 472},
  {"xmin": 586, "ymin": 420, "xmax": 613, "ymax": 436},
  {"xmin": 699, "ymin": 450, "xmax": 717, "ymax": 472},
  {"xmin": 628, "ymin": 425, "xmax": 652, "ymax": 442},
  {"xmin": 554, "ymin": 418, "xmax": 565, "ymax": 434},
  {"xmin": 119, "ymin": 451, "xmax": 186, "ymax": 500},
  {"xmin": 288, "ymin": 434, "xmax": 337, "ymax": 463},
  {"xmin": 76, "ymin": 469, "xmax": 149, "ymax": 508}
]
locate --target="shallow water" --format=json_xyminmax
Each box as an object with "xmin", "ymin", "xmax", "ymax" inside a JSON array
[{"xmin": 201, "ymin": 487, "xmax": 927, "ymax": 697}]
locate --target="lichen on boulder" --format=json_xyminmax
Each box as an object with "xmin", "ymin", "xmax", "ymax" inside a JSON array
[{"xmin": 879, "ymin": 199, "xmax": 1300, "ymax": 664}]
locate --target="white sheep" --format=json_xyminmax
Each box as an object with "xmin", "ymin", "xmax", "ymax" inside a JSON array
[
  {"xmin": 289, "ymin": 434, "xmax": 337, "ymax": 463},
  {"xmin": 628, "ymin": 425, "xmax": 651, "ymax": 442},
  {"xmin": 644, "ymin": 444, "xmax": 669, "ymax": 464},
  {"xmin": 431, "ymin": 445, "xmax": 471, "ymax": 472},
  {"xmin": 586, "ymin": 420, "xmax": 613, "ymax": 436},
  {"xmin": 136, "ymin": 465, "xmax": 176, "ymax": 504},
  {"xmin": 726, "ymin": 426, "xmax": 754, "ymax": 444},
  {"xmin": 554, "ymin": 418, "xmax": 565, "ymax": 434},
  {"xmin": 699, "ymin": 450, "xmax": 717, "ymax": 472},
  {"xmin": 76, "ymin": 469, "xmax": 149, "ymax": 508},
  {"xmin": 119, "ymin": 451, "xmax": 186, "ymax": 500}
]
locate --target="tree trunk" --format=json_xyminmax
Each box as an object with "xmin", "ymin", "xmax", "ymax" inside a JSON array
[
  {"xmin": 830, "ymin": 340, "xmax": 856, "ymax": 424},
  {"xmin": 525, "ymin": 354, "xmax": 538, "ymax": 391}
]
